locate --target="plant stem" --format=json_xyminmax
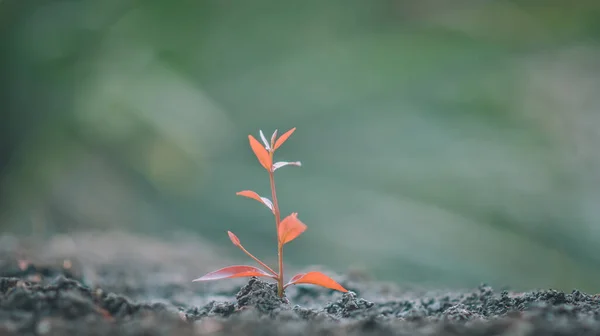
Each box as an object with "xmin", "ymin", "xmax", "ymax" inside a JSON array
[
  {"xmin": 236, "ymin": 244, "xmax": 278, "ymax": 276},
  {"xmin": 277, "ymin": 244, "xmax": 284, "ymax": 297},
  {"xmin": 268, "ymin": 162, "xmax": 285, "ymax": 297},
  {"xmin": 269, "ymin": 171, "xmax": 281, "ymax": 226}
]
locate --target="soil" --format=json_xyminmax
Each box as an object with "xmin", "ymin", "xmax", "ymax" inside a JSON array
[{"xmin": 0, "ymin": 231, "xmax": 599, "ymax": 336}]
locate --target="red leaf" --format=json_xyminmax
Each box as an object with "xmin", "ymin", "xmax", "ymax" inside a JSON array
[
  {"xmin": 193, "ymin": 265, "xmax": 277, "ymax": 282},
  {"xmin": 236, "ymin": 190, "xmax": 273, "ymax": 211},
  {"xmin": 227, "ymin": 231, "xmax": 241, "ymax": 247},
  {"xmin": 286, "ymin": 271, "xmax": 348, "ymax": 292},
  {"xmin": 273, "ymin": 127, "xmax": 296, "ymax": 150},
  {"xmin": 248, "ymin": 135, "xmax": 272, "ymax": 170},
  {"xmin": 278, "ymin": 213, "xmax": 307, "ymax": 245}
]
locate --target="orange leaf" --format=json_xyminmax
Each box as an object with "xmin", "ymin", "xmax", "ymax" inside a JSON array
[
  {"xmin": 236, "ymin": 190, "xmax": 274, "ymax": 211},
  {"xmin": 285, "ymin": 271, "xmax": 348, "ymax": 292},
  {"xmin": 249, "ymin": 135, "xmax": 272, "ymax": 170},
  {"xmin": 278, "ymin": 213, "xmax": 307, "ymax": 245},
  {"xmin": 192, "ymin": 265, "xmax": 277, "ymax": 282},
  {"xmin": 236, "ymin": 190, "xmax": 261, "ymax": 202},
  {"xmin": 227, "ymin": 231, "xmax": 241, "ymax": 247},
  {"xmin": 273, "ymin": 127, "xmax": 296, "ymax": 150}
]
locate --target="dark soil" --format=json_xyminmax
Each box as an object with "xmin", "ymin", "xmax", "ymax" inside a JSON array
[{"xmin": 0, "ymin": 231, "xmax": 599, "ymax": 335}]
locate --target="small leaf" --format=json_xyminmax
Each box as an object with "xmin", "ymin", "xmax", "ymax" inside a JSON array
[
  {"xmin": 248, "ymin": 135, "xmax": 272, "ymax": 170},
  {"xmin": 270, "ymin": 129, "xmax": 278, "ymax": 148},
  {"xmin": 272, "ymin": 161, "xmax": 302, "ymax": 172},
  {"xmin": 278, "ymin": 213, "xmax": 307, "ymax": 245},
  {"xmin": 285, "ymin": 271, "xmax": 348, "ymax": 292},
  {"xmin": 259, "ymin": 130, "xmax": 271, "ymax": 151},
  {"xmin": 227, "ymin": 231, "xmax": 240, "ymax": 246},
  {"xmin": 236, "ymin": 190, "xmax": 274, "ymax": 212},
  {"xmin": 273, "ymin": 127, "xmax": 296, "ymax": 150},
  {"xmin": 193, "ymin": 265, "xmax": 277, "ymax": 282}
]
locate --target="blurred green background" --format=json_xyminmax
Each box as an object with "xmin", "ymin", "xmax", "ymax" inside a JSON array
[{"xmin": 2, "ymin": 0, "xmax": 600, "ymax": 292}]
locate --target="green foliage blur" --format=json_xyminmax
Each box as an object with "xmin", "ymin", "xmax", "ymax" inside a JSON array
[{"xmin": 2, "ymin": 0, "xmax": 600, "ymax": 291}]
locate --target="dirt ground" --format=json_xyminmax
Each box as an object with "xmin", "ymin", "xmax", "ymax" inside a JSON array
[{"xmin": 0, "ymin": 231, "xmax": 599, "ymax": 336}]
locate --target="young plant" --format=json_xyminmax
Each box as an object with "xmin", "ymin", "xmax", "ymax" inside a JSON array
[{"xmin": 193, "ymin": 127, "xmax": 348, "ymax": 298}]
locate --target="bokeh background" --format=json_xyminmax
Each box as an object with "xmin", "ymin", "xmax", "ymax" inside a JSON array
[{"xmin": 2, "ymin": 0, "xmax": 600, "ymax": 292}]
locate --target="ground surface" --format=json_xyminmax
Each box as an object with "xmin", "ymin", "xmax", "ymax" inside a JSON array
[{"xmin": 0, "ymin": 231, "xmax": 599, "ymax": 336}]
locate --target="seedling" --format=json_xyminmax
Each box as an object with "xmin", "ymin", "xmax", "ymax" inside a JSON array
[{"xmin": 193, "ymin": 127, "xmax": 348, "ymax": 298}]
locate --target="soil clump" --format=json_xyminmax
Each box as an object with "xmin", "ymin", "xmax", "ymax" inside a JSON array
[{"xmin": 0, "ymin": 232, "xmax": 598, "ymax": 335}]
